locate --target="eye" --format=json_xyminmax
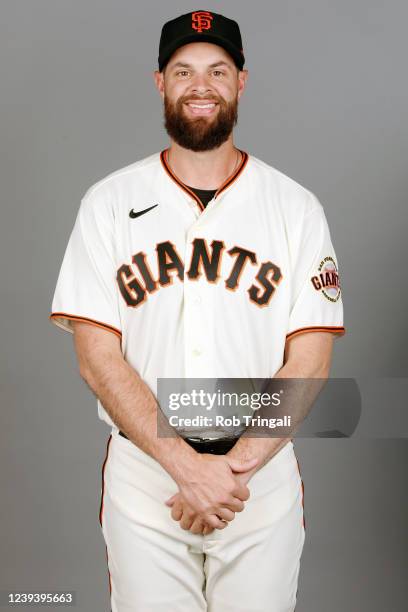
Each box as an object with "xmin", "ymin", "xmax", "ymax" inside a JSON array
[
  {"xmin": 213, "ymin": 70, "xmax": 224, "ymax": 77},
  {"xmin": 176, "ymin": 70, "xmax": 190, "ymax": 77}
]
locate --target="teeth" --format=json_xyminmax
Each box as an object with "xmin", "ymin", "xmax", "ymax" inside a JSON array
[{"xmin": 188, "ymin": 103, "xmax": 215, "ymax": 109}]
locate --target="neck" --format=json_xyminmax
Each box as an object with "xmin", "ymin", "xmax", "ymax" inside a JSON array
[{"xmin": 166, "ymin": 137, "xmax": 240, "ymax": 190}]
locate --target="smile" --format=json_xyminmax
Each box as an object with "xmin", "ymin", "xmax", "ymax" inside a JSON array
[
  {"xmin": 189, "ymin": 103, "xmax": 215, "ymax": 108},
  {"xmin": 185, "ymin": 102, "xmax": 218, "ymax": 115}
]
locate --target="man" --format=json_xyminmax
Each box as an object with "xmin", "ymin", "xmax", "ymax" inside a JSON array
[{"xmin": 49, "ymin": 10, "xmax": 345, "ymax": 611}]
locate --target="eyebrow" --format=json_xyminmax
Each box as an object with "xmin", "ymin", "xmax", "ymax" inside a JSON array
[{"xmin": 170, "ymin": 61, "xmax": 232, "ymax": 69}]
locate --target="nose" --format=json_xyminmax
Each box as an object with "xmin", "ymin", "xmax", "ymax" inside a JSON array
[{"xmin": 189, "ymin": 72, "xmax": 213, "ymax": 95}]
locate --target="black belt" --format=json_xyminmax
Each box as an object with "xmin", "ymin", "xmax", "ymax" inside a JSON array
[{"xmin": 118, "ymin": 430, "xmax": 239, "ymax": 455}]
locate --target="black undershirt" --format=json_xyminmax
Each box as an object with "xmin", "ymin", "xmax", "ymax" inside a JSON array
[{"xmin": 185, "ymin": 185, "xmax": 217, "ymax": 208}]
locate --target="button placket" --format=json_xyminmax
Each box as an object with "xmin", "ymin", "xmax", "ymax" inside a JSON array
[
  {"xmin": 183, "ymin": 227, "xmax": 211, "ymax": 376},
  {"xmin": 184, "ymin": 283, "xmax": 206, "ymax": 375}
]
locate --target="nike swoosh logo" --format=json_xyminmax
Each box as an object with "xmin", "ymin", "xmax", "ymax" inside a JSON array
[{"xmin": 129, "ymin": 204, "xmax": 158, "ymax": 219}]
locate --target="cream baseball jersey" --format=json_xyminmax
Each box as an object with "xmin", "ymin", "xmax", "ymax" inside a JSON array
[{"xmin": 49, "ymin": 149, "xmax": 345, "ymax": 429}]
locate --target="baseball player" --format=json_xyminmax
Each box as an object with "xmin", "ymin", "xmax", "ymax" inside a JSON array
[{"xmin": 49, "ymin": 10, "xmax": 345, "ymax": 612}]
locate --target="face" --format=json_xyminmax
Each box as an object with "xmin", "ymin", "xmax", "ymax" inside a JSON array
[{"xmin": 154, "ymin": 43, "xmax": 248, "ymax": 151}]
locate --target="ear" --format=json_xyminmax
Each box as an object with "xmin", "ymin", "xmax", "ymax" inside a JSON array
[
  {"xmin": 153, "ymin": 69, "xmax": 165, "ymax": 99},
  {"xmin": 237, "ymin": 69, "xmax": 248, "ymax": 100}
]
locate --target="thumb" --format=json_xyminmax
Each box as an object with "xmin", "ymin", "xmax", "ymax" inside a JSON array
[
  {"xmin": 225, "ymin": 456, "xmax": 259, "ymax": 473},
  {"xmin": 165, "ymin": 494, "xmax": 177, "ymax": 506}
]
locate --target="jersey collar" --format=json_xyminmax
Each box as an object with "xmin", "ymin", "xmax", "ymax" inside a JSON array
[{"xmin": 160, "ymin": 148, "xmax": 249, "ymax": 213}]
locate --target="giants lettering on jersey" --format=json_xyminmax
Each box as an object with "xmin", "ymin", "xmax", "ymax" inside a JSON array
[
  {"xmin": 116, "ymin": 238, "xmax": 282, "ymax": 308},
  {"xmin": 310, "ymin": 256, "xmax": 341, "ymax": 303}
]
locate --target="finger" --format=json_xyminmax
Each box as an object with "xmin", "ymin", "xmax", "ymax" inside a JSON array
[
  {"xmin": 171, "ymin": 500, "xmax": 183, "ymax": 522},
  {"xmin": 180, "ymin": 511, "xmax": 195, "ymax": 531},
  {"xmin": 203, "ymin": 524, "xmax": 215, "ymax": 535},
  {"xmin": 221, "ymin": 497, "xmax": 245, "ymax": 513},
  {"xmin": 215, "ymin": 508, "xmax": 235, "ymax": 522},
  {"xmin": 225, "ymin": 456, "xmax": 259, "ymax": 473},
  {"xmin": 229, "ymin": 499, "xmax": 245, "ymax": 512},
  {"xmin": 165, "ymin": 493, "xmax": 178, "ymax": 506},
  {"xmin": 231, "ymin": 482, "xmax": 251, "ymax": 502},
  {"xmin": 189, "ymin": 518, "xmax": 205, "ymax": 535},
  {"xmin": 206, "ymin": 514, "xmax": 229, "ymax": 530}
]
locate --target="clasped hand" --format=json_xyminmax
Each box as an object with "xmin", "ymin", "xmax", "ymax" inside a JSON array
[{"xmin": 165, "ymin": 453, "xmax": 259, "ymax": 535}]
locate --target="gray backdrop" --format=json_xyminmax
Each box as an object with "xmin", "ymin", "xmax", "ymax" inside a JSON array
[{"xmin": 1, "ymin": 1, "xmax": 407, "ymax": 610}]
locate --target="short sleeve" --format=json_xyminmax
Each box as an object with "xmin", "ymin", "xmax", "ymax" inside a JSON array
[
  {"xmin": 286, "ymin": 194, "xmax": 345, "ymax": 341},
  {"xmin": 49, "ymin": 186, "xmax": 122, "ymax": 340}
]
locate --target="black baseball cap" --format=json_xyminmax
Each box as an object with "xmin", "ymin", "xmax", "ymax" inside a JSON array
[{"xmin": 158, "ymin": 10, "xmax": 245, "ymax": 72}]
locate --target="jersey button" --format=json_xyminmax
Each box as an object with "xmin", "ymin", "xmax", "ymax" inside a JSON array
[
  {"xmin": 192, "ymin": 348, "xmax": 202, "ymax": 357},
  {"xmin": 194, "ymin": 295, "xmax": 202, "ymax": 305}
]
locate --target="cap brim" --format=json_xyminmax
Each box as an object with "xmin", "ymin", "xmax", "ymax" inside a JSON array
[{"xmin": 159, "ymin": 33, "xmax": 244, "ymax": 71}]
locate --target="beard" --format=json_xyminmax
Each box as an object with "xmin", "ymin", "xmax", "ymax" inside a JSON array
[{"xmin": 164, "ymin": 93, "xmax": 238, "ymax": 152}]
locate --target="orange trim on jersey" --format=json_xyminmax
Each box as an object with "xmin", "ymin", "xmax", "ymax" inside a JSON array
[
  {"xmin": 216, "ymin": 150, "xmax": 249, "ymax": 195},
  {"xmin": 100, "ymin": 435, "xmax": 113, "ymax": 596},
  {"xmin": 49, "ymin": 312, "xmax": 122, "ymax": 340},
  {"xmin": 160, "ymin": 148, "xmax": 249, "ymax": 213},
  {"xmin": 160, "ymin": 149, "xmax": 204, "ymax": 211},
  {"xmin": 286, "ymin": 325, "xmax": 345, "ymax": 341}
]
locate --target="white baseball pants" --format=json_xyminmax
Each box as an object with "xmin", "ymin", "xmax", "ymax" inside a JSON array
[{"xmin": 99, "ymin": 429, "xmax": 306, "ymax": 612}]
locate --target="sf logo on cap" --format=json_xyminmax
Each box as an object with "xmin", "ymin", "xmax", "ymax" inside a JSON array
[{"xmin": 191, "ymin": 11, "xmax": 213, "ymax": 33}]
